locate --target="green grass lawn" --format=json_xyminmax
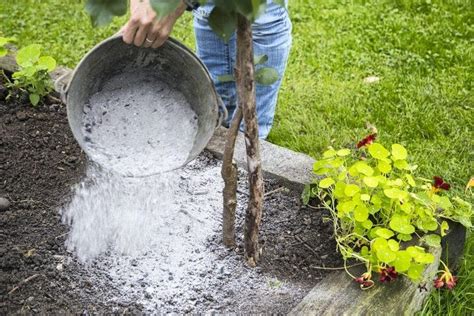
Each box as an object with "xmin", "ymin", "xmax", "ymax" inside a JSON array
[{"xmin": 1, "ymin": 0, "xmax": 472, "ymax": 314}]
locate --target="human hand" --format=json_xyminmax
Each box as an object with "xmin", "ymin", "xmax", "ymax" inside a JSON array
[{"xmin": 121, "ymin": 0, "xmax": 186, "ymax": 48}]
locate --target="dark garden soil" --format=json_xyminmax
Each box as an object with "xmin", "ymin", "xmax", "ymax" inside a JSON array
[{"xmin": 0, "ymin": 79, "xmax": 342, "ymax": 314}]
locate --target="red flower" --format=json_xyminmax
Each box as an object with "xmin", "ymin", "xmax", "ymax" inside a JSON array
[
  {"xmin": 434, "ymin": 261, "xmax": 457, "ymax": 290},
  {"xmin": 379, "ymin": 266, "xmax": 398, "ymax": 283},
  {"xmin": 445, "ymin": 276, "xmax": 458, "ymax": 290},
  {"xmin": 433, "ymin": 176, "xmax": 450, "ymax": 191},
  {"xmin": 357, "ymin": 134, "xmax": 377, "ymax": 149},
  {"xmin": 433, "ymin": 278, "xmax": 444, "ymax": 289},
  {"xmin": 354, "ymin": 272, "xmax": 374, "ymax": 289}
]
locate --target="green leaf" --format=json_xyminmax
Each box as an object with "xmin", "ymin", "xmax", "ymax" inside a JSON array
[
  {"xmin": 37, "ymin": 56, "xmax": 56, "ymax": 72},
  {"xmin": 319, "ymin": 177, "xmax": 335, "ymax": 188},
  {"xmin": 85, "ymin": 0, "xmax": 127, "ymax": 27},
  {"xmin": 217, "ymin": 74, "xmax": 235, "ymax": 83},
  {"xmin": 29, "ymin": 93, "xmax": 40, "ymax": 106},
  {"xmin": 0, "ymin": 47, "xmax": 7, "ymax": 58},
  {"xmin": 354, "ymin": 205, "xmax": 369, "ymax": 222},
  {"xmin": 363, "ymin": 176, "xmax": 379, "ymax": 188},
  {"xmin": 301, "ymin": 184, "xmax": 311, "ymax": 205},
  {"xmin": 440, "ymin": 221, "xmax": 449, "ymax": 237},
  {"xmin": 255, "ymin": 67, "xmax": 279, "ymax": 85},
  {"xmin": 368, "ymin": 143, "xmax": 390, "ymax": 160},
  {"xmin": 337, "ymin": 148, "xmax": 351, "ymax": 157},
  {"xmin": 208, "ymin": 6, "xmax": 237, "ymax": 42},
  {"xmin": 376, "ymin": 228, "xmax": 395, "ymax": 239},
  {"xmin": 389, "ymin": 215, "xmax": 415, "ymax": 234},
  {"xmin": 387, "ymin": 239, "xmax": 399, "ymax": 251},
  {"xmin": 407, "ymin": 263, "xmax": 424, "ymax": 280},
  {"xmin": 234, "ymin": 0, "xmax": 266, "ymax": 21},
  {"xmin": 397, "ymin": 233, "xmax": 413, "ymax": 242},
  {"xmin": 355, "ymin": 162, "xmax": 374, "ymax": 176},
  {"xmin": 337, "ymin": 200, "xmax": 356, "ymax": 215},
  {"xmin": 0, "ymin": 36, "xmax": 15, "ymax": 46},
  {"xmin": 360, "ymin": 194, "xmax": 371, "ymax": 201},
  {"xmin": 323, "ymin": 148, "xmax": 336, "ymax": 158},
  {"xmin": 344, "ymin": 184, "xmax": 360, "ymax": 197},
  {"xmin": 394, "ymin": 160, "xmax": 409, "ymax": 170},
  {"xmin": 16, "ymin": 44, "xmax": 41, "ymax": 67},
  {"xmin": 333, "ymin": 182, "xmax": 346, "ymax": 199},
  {"xmin": 150, "ymin": 0, "xmax": 182, "ymax": 18},
  {"xmin": 405, "ymin": 174, "xmax": 416, "ymax": 187},
  {"xmin": 391, "ymin": 144, "xmax": 408, "ymax": 160},
  {"xmin": 423, "ymin": 234, "xmax": 441, "ymax": 247},
  {"xmin": 393, "ymin": 251, "xmax": 411, "ymax": 272},
  {"xmin": 384, "ymin": 188, "xmax": 407, "ymax": 200},
  {"xmin": 377, "ymin": 160, "xmax": 392, "ymax": 173},
  {"xmin": 254, "ymin": 54, "xmax": 268, "ymax": 65},
  {"xmin": 362, "ymin": 220, "xmax": 373, "ymax": 229},
  {"xmin": 376, "ymin": 247, "xmax": 396, "ymax": 263}
]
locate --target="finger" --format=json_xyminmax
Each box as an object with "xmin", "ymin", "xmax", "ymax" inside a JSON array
[
  {"xmin": 134, "ymin": 21, "xmax": 152, "ymax": 47},
  {"xmin": 152, "ymin": 34, "xmax": 168, "ymax": 49},
  {"xmin": 143, "ymin": 32, "xmax": 157, "ymax": 48},
  {"xmin": 122, "ymin": 22, "xmax": 138, "ymax": 45}
]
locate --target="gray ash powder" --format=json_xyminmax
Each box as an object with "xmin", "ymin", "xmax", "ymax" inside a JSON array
[
  {"xmin": 62, "ymin": 154, "xmax": 308, "ymax": 313},
  {"xmin": 82, "ymin": 70, "xmax": 198, "ymax": 177}
]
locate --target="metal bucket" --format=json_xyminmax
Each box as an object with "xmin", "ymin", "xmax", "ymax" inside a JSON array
[{"xmin": 59, "ymin": 35, "xmax": 224, "ymax": 177}]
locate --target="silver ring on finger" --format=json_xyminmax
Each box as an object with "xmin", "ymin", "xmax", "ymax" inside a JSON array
[{"xmin": 145, "ymin": 38, "xmax": 153, "ymax": 43}]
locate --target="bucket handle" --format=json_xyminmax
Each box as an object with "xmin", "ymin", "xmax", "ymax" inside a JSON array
[
  {"xmin": 54, "ymin": 71, "xmax": 72, "ymax": 104},
  {"xmin": 216, "ymin": 95, "xmax": 228, "ymax": 128}
]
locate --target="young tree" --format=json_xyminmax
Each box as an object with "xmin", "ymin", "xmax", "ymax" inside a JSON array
[{"xmin": 86, "ymin": 0, "xmax": 280, "ymax": 266}]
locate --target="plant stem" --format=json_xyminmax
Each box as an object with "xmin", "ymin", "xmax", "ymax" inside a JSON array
[
  {"xmin": 221, "ymin": 107, "xmax": 243, "ymax": 247},
  {"xmin": 235, "ymin": 14, "xmax": 264, "ymax": 267}
]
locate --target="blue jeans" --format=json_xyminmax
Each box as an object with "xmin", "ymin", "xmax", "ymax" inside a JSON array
[{"xmin": 193, "ymin": 1, "xmax": 292, "ymax": 139}]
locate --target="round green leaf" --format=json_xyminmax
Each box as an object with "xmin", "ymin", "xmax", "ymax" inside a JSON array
[
  {"xmin": 407, "ymin": 263, "xmax": 424, "ymax": 281},
  {"xmin": 377, "ymin": 160, "xmax": 392, "ymax": 173},
  {"xmin": 208, "ymin": 6, "xmax": 237, "ymax": 42},
  {"xmin": 319, "ymin": 177, "xmax": 335, "ymax": 188},
  {"xmin": 354, "ymin": 205, "xmax": 369, "ymax": 222},
  {"xmin": 337, "ymin": 200, "xmax": 356, "ymax": 214},
  {"xmin": 344, "ymin": 184, "xmax": 360, "ymax": 197},
  {"xmin": 363, "ymin": 176, "xmax": 379, "ymax": 188},
  {"xmin": 337, "ymin": 148, "xmax": 351, "ymax": 157},
  {"xmin": 376, "ymin": 247, "xmax": 396, "ymax": 263},
  {"xmin": 150, "ymin": 0, "xmax": 182, "ymax": 18},
  {"xmin": 440, "ymin": 221, "xmax": 449, "ymax": 237},
  {"xmin": 355, "ymin": 162, "xmax": 374, "ymax": 176},
  {"xmin": 376, "ymin": 228, "xmax": 394, "ymax": 239},
  {"xmin": 323, "ymin": 148, "xmax": 337, "ymax": 158},
  {"xmin": 255, "ymin": 67, "xmax": 279, "ymax": 85},
  {"xmin": 391, "ymin": 144, "xmax": 408, "ymax": 160},
  {"xmin": 372, "ymin": 237, "xmax": 388, "ymax": 251},
  {"xmin": 362, "ymin": 220, "xmax": 373, "ymax": 229},
  {"xmin": 397, "ymin": 233, "xmax": 413, "ymax": 242},
  {"xmin": 16, "ymin": 44, "xmax": 41, "ymax": 67},
  {"xmin": 423, "ymin": 234, "xmax": 441, "ymax": 247},
  {"xmin": 360, "ymin": 193, "xmax": 371, "ymax": 201},
  {"xmin": 394, "ymin": 160, "xmax": 409, "ymax": 170},
  {"xmin": 387, "ymin": 239, "xmax": 399, "ymax": 251},
  {"xmin": 368, "ymin": 143, "xmax": 390, "ymax": 160},
  {"xmin": 392, "ymin": 251, "xmax": 411, "ymax": 272},
  {"xmin": 29, "ymin": 93, "xmax": 40, "ymax": 106},
  {"xmin": 38, "ymin": 56, "xmax": 56, "ymax": 71}
]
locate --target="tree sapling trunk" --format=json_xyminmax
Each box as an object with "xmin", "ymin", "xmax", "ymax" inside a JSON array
[
  {"xmin": 235, "ymin": 14, "xmax": 264, "ymax": 267},
  {"xmin": 221, "ymin": 107, "xmax": 243, "ymax": 247}
]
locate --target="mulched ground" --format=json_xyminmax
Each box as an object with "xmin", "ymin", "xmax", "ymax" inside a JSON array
[{"xmin": 0, "ymin": 78, "xmax": 341, "ymax": 313}]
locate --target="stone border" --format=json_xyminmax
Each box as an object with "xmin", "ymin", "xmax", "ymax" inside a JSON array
[{"xmin": 1, "ymin": 54, "xmax": 460, "ymax": 315}]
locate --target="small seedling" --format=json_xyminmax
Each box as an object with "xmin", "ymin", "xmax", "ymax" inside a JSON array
[{"xmin": 7, "ymin": 44, "xmax": 56, "ymax": 106}]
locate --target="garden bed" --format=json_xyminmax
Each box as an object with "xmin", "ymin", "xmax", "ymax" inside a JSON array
[{"xmin": 0, "ymin": 83, "xmax": 342, "ymax": 313}]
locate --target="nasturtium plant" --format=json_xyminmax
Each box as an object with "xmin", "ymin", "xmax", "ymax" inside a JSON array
[
  {"xmin": 7, "ymin": 44, "xmax": 56, "ymax": 106},
  {"xmin": 304, "ymin": 133, "xmax": 473, "ymax": 289}
]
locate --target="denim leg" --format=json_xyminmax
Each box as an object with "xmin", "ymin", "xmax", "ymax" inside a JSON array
[
  {"xmin": 194, "ymin": 8, "xmax": 237, "ymax": 127},
  {"xmin": 193, "ymin": 2, "xmax": 292, "ymax": 138}
]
